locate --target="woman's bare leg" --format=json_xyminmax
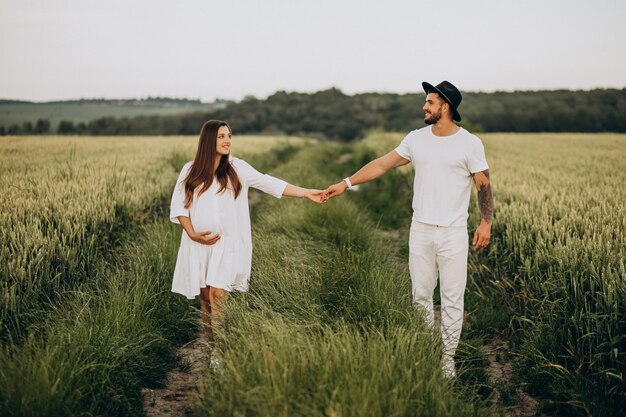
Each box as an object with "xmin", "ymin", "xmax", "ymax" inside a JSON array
[
  {"xmin": 199, "ymin": 287, "xmax": 212, "ymax": 339},
  {"xmin": 208, "ymin": 287, "xmax": 229, "ymax": 333}
]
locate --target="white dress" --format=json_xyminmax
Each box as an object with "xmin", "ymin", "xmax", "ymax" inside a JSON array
[{"xmin": 169, "ymin": 157, "xmax": 288, "ymax": 299}]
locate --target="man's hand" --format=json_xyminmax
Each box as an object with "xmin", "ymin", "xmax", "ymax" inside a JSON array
[
  {"xmin": 305, "ymin": 189, "xmax": 325, "ymax": 204},
  {"xmin": 190, "ymin": 230, "xmax": 221, "ymax": 245},
  {"xmin": 472, "ymin": 221, "xmax": 491, "ymax": 251},
  {"xmin": 322, "ymin": 181, "xmax": 348, "ymax": 202}
]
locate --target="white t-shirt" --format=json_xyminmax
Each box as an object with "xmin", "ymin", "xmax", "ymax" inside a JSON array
[{"xmin": 394, "ymin": 126, "xmax": 489, "ymax": 227}]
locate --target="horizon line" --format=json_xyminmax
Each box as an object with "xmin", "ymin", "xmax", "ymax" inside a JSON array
[{"xmin": 2, "ymin": 85, "xmax": 625, "ymax": 105}]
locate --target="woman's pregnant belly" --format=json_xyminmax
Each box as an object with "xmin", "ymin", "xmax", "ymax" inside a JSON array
[{"xmin": 191, "ymin": 192, "xmax": 222, "ymax": 235}]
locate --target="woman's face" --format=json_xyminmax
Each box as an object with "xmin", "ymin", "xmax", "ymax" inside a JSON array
[{"xmin": 215, "ymin": 125, "xmax": 232, "ymax": 156}]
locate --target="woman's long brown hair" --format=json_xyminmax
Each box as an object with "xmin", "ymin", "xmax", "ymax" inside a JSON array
[{"xmin": 183, "ymin": 120, "xmax": 242, "ymax": 208}]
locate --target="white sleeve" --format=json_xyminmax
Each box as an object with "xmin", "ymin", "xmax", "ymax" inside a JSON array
[
  {"xmin": 468, "ymin": 140, "xmax": 489, "ymax": 174},
  {"xmin": 169, "ymin": 162, "xmax": 193, "ymax": 224},
  {"xmin": 394, "ymin": 132, "xmax": 413, "ymax": 161},
  {"xmin": 234, "ymin": 158, "xmax": 288, "ymax": 198}
]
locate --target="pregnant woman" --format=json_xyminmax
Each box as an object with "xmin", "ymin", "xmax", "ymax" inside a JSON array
[{"xmin": 169, "ymin": 120, "xmax": 322, "ymax": 339}]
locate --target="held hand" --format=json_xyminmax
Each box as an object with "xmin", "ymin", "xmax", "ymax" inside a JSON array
[
  {"xmin": 472, "ymin": 221, "xmax": 491, "ymax": 251},
  {"xmin": 305, "ymin": 189, "xmax": 325, "ymax": 204},
  {"xmin": 191, "ymin": 230, "xmax": 221, "ymax": 245},
  {"xmin": 321, "ymin": 182, "xmax": 347, "ymax": 202}
]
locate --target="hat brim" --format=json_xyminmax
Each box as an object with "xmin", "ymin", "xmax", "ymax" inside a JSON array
[{"xmin": 422, "ymin": 82, "xmax": 462, "ymax": 122}]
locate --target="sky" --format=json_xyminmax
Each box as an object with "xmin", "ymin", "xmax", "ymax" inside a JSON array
[{"xmin": 1, "ymin": 0, "xmax": 625, "ymax": 102}]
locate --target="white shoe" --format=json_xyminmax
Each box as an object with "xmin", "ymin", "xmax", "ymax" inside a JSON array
[
  {"xmin": 442, "ymin": 359, "xmax": 456, "ymax": 378},
  {"xmin": 210, "ymin": 355, "xmax": 221, "ymax": 370}
]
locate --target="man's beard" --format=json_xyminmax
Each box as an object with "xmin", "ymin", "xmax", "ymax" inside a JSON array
[{"xmin": 424, "ymin": 111, "xmax": 441, "ymax": 125}]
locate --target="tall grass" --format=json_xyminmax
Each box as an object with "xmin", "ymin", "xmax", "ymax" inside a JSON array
[
  {"xmin": 6, "ymin": 131, "xmax": 619, "ymax": 415},
  {"xmin": 0, "ymin": 135, "xmax": 307, "ymax": 416},
  {"xmin": 0, "ymin": 135, "xmax": 307, "ymax": 340},
  {"xmin": 191, "ymin": 145, "xmax": 487, "ymax": 416},
  {"xmin": 0, "ymin": 136, "xmax": 194, "ymax": 339},
  {"xmin": 0, "ymin": 220, "xmax": 196, "ymax": 416},
  {"xmin": 484, "ymin": 134, "xmax": 625, "ymax": 415}
]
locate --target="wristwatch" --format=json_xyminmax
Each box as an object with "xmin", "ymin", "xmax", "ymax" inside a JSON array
[{"xmin": 343, "ymin": 177, "xmax": 353, "ymax": 189}]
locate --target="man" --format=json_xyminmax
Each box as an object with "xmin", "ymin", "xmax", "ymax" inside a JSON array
[{"xmin": 322, "ymin": 81, "xmax": 493, "ymax": 378}]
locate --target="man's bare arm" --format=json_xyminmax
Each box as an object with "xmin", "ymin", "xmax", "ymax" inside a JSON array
[
  {"xmin": 322, "ymin": 151, "xmax": 410, "ymax": 200},
  {"xmin": 471, "ymin": 169, "xmax": 493, "ymax": 250},
  {"xmin": 473, "ymin": 170, "xmax": 493, "ymax": 224}
]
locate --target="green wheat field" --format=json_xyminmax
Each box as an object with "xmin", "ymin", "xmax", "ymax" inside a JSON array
[{"xmin": 1, "ymin": 133, "xmax": 624, "ymax": 416}]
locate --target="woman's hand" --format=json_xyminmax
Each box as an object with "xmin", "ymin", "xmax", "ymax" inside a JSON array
[
  {"xmin": 305, "ymin": 189, "xmax": 325, "ymax": 204},
  {"xmin": 190, "ymin": 230, "xmax": 221, "ymax": 245},
  {"xmin": 282, "ymin": 184, "xmax": 324, "ymax": 204}
]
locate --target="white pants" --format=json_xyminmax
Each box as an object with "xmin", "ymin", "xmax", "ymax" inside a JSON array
[{"xmin": 409, "ymin": 220, "xmax": 469, "ymax": 359}]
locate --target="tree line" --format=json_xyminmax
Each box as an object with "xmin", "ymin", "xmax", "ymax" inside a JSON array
[
  {"xmin": 2, "ymin": 88, "xmax": 624, "ymax": 140},
  {"xmin": 1, "ymin": 119, "xmax": 51, "ymax": 135}
]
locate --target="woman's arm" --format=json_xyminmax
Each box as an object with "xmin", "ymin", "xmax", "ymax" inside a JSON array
[
  {"xmin": 170, "ymin": 162, "xmax": 192, "ymax": 224},
  {"xmin": 178, "ymin": 216, "xmax": 221, "ymax": 245},
  {"xmin": 282, "ymin": 184, "xmax": 324, "ymax": 203},
  {"xmin": 235, "ymin": 158, "xmax": 322, "ymax": 203}
]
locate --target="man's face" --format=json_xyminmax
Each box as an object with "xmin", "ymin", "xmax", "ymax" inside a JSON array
[{"xmin": 423, "ymin": 93, "xmax": 445, "ymax": 125}]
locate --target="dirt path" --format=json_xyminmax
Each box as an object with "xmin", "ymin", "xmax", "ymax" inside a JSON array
[
  {"xmin": 481, "ymin": 337, "xmax": 549, "ymax": 417},
  {"xmin": 142, "ymin": 328, "xmax": 211, "ymax": 417},
  {"xmin": 433, "ymin": 305, "xmax": 547, "ymax": 416}
]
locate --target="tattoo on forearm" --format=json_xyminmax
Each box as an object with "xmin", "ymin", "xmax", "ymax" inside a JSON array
[{"xmin": 476, "ymin": 170, "xmax": 493, "ymax": 224}]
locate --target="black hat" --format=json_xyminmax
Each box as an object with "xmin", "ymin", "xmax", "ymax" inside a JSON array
[{"xmin": 422, "ymin": 80, "xmax": 462, "ymax": 122}]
